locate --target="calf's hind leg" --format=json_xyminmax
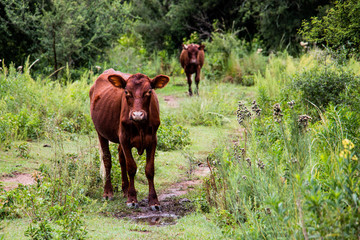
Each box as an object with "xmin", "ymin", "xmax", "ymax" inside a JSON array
[{"xmin": 98, "ymin": 134, "xmax": 113, "ymax": 200}]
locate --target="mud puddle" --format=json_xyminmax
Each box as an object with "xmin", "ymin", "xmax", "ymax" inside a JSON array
[{"xmin": 115, "ymin": 164, "xmax": 210, "ymax": 226}]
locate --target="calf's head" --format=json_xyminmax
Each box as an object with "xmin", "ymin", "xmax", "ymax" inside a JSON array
[
  {"xmin": 183, "ymin": 44, "xmax": 205, "ymax": 64},
  {"xmin": 108, "ymin": 73, "xmax": 169, "ymax": 122}
]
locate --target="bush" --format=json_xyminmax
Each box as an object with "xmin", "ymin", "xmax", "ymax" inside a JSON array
[
  {"xmin": 290, "ymin": 68, "xmax": 360, "ymax": 111},
  {"xmin": 203, "ymin": 31, "xmax": 267, "ymax": 85},
  {"xmin": 157, "ymin": 116, "xmax": 191, "ymax": 151}
]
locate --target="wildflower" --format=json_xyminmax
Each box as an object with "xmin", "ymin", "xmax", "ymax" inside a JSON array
[
  {"xmin": 17, "ymin": 65, "xmax": 23, "ymax": 72},
  {"xmin": 95, "ymin": 65, "xmax": 101, "ymax": 71},
  {"xmin": 256, "ymin": 48, "xmax": 263, "ymax": 54},
  {"xmin": 242, "ymin": 175, "xmax": 247, "ymax": 180},
  {"xmin": 257, "ymin": 159, "xmax": 265, "ymax": 169},
  {"xmin": 273, "ymin": 103, "xmax": 283, "ymax": 123},
  {"xmin": 352, "ymin": 155, "xmax": 358, "ymax": 161},
  {"xmin": 291, "ymin": 158, "xmax": 298, "ymax": 164},
  {"xmin": 298, "ymin": 115, "xmax": 312, "ymax": 130},
  {"xmin": 287, "ymin": 100, "xmax": 295, "ymax": 109},
  {"xmin": 342, "ymin": 139, "xmax": 354, "ymax": 150},
  {"xmin": 251, "ymin": 100, "xmax": 262, "ymax": 116},
  {"xmin": 340, "ymin": 149, "xmax": 350, "ymax": 159},
  {"xmin": 300, "ymin": 41, "xmax": 308, "ymax": 48}
]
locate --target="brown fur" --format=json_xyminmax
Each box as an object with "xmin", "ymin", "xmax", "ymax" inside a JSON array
[
  {"xmin": 89, "ymin": 68, "xmax": 169, "ymax": 208},
  {"xmin": 180, "ymin": 43, "xmax": 205, "ymax": 95}
]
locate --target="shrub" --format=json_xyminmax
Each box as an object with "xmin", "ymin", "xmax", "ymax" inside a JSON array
[
  {"xmin": 290, "ymin": 68, "xmax": 360, "ymax": 111},
  {"xmin": 157, "ymin": 116, "xmax": 191, "ymax": 151},
  {"xmin": 202, "ymin": 31, "xmax": 267, "ymax": 85}
]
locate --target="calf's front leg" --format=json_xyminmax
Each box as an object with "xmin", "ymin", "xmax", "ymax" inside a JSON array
[
  {"xmin": 146, "ymin": 142, "xmax": 160, "ymax": 211},
  {"xmin": 186, "ymin": 71, "xmax": 193, "ymax": 96},
  {"xmin": 121, "ymin": 142, "xmax": 138, "ymax": 208}
]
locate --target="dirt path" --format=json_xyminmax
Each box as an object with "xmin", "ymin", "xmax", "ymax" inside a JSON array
[
  {"xmin": 1, "ymin": 172, "xmax": 36, "ymax": 191},
  {"xmin": 115, "ymin": 164, "xmax": 210, "ymax": 226},
  {"xmin": 164, "ymin": 95, "xmax": 180, "ymax": 108}
]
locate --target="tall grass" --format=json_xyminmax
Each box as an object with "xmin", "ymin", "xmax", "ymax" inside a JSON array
[
  {"xmin": 0, "ymin": 59, "xmax": 94, "ymax": 146},
  {"xmin": 203, "ymin": 50, "xmax": 360, "ymax": 238}
]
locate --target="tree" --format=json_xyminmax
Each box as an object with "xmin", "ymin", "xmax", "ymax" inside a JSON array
[
  {"xmin": 299, "ymin": 0, "xmax": 360, "ymax": 58},
  {"xmin": 0, "ymin": 0, "xmax": 130, "ymax": 77}
]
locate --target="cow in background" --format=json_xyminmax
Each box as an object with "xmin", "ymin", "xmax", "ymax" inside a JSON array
[
  {"xmin": 180, "ymin": 43, "xmax": 205, "ymax": 96},
  {"xmin": 89, "ymin": 69, "xmax": 169, "ymax": 210}
]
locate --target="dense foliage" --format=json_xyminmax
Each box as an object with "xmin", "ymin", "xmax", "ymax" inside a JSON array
[
  {"xmin": 300, "ymin": 0, "xmax": 360, "ymax": 59},
  {"xmin": 0, "ymin": 0, "xmax": 129, "ymax": 76},
  {"xmin": 202, "ymin": 50, "xmax": 360, "ymax": 239}
]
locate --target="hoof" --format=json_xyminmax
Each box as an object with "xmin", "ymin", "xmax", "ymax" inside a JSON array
[
  {"xmin": 150, "ymin": 204, "xmax": 161, "ymax": 211},
  {"xmin": 127, "ymin": 202, "xmax": 139, "ymax": 209}
]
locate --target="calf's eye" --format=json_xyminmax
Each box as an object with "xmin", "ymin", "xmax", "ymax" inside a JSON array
[{"xmin": 145, "ymin": 89, "xmax": 152, "ymax": 96}]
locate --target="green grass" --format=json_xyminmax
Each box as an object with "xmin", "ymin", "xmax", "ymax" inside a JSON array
[
  {"xmin": 1, "ymin": 77, "xmax": 247, "ymax": 239},
  {"xmin": 2, "ymin": 213, "xmax": 226, "ymax": 240}
]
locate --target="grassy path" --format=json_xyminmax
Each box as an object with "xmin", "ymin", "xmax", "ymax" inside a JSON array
[{"xmin": 1, "ymin": 79, "xmax": 254, "ymax": 239}]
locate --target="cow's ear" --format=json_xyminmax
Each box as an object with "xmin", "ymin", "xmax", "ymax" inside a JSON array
[
  {"xmin": 182, "ymin": 44, "xmax": 188, "ymax": 50},
  {"xmin": 199, "ymin": 44, "xmax": 205, "ymax": 50},
  {"xmin": 108, "ymin": 74, "xmax": 126, "ymax": 88},
  {"xmin": 151, "ymin": 75, "xmax": 170, "ymax": 89}
]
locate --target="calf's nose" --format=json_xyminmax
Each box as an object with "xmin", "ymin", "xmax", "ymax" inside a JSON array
[{"xmin": 131, "ymin": 111, "xmax": 145, "ymax": 121}]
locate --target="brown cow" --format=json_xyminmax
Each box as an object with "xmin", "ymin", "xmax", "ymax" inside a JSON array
[
  {"xmin": 180, "ymin": 43, "xmax": 205, "ymax": 96},
  {"xmin": 89, "ymin": 68, "xmax": 169, "ymax": 210}
]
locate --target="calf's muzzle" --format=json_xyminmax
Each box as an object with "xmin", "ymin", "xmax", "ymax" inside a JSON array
[{"xmin": 130, "ymin": 110, "xmax": 146, "ymax": 121}]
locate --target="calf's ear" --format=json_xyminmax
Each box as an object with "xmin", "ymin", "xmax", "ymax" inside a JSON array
[
  {"xmin": 151, "ymin": 75, "xmax": 170, "ymax": 89},
  {"xmin": 108, "ymin": 74, "xmax": 126, "ymax": 88},
  {"xmin": 182, "ymin": 44, "xmax": 188, "ymax": 50},
  {"xmin": 199, "ymin": 44, "xmax": 205, "ymax": 50}
]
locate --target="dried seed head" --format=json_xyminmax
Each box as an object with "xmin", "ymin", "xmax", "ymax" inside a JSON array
[
  {"xmin": 242, "ymin": 175, "xmax": 247, "ymax": 180},
  {"xmin": 265, "ymin": 208, "xmax": 271, "ymax": 215},
  {"xmin": 291, "ymin": 158, "xmax": 298, "ymax": 164},
  {"xmin": 257, "ymin": 159, "xmax": 265, "ymax": 169},
  {"xmin": 237, "ymin": 101, "xmax": 252, "ymax": 125},
  {"xmin": 298, "ymin": 115, "xmax": 312, "ymax": 130},
  {"xmin": 287, "ymin": 100, "xmax": 295, "ymax": 109},
  {"xmin": 251, "ymin": 100, "xmax": 262, "ymax": 116},
  {"xmin": 273, "ymin": 103, "xmax": 283, "ymax": 123},
  {"xmin": 245, "ymin": 158, "xmax": 251, "ymax": 167}
]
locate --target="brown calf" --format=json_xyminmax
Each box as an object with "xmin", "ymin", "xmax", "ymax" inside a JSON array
[
  {"xmin": 180, "ymin": 43, "xmax": 205, "ymax": 96},
  {"xmin": 89, "ymin": 69, "xmax": 169, "ymax": 210}
]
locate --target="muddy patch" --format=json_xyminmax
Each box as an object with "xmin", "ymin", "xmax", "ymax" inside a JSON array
[
  {"xmin": 114, "ymin": 196, "xmax": 195, "ymax": 226},
  {"xmin": 114, "ymin": 164, "xmax": 210, "ymax": 226},
  {"xmin": 164, "ymin": 95, "xmax": 180, "ymax": 108},
  {"xmin": 1, "ymin": 172, "xmax": 36, "ymax": 191}
]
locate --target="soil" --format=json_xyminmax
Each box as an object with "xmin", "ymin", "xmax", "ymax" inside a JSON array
[
  {"xmin": 114, "ymin": 164, "xmax": 210, "ymax": 226},
  {"xmin": 163, "ymin": 95, "xmax": 180, "ymax": 108},
  {"xmin": 1, "ymin": 171, "xmax": 36, "ymax": 191},
  {"xmin": 1, "ymin": 165, "xmax": 210, "ymax": 226}
]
